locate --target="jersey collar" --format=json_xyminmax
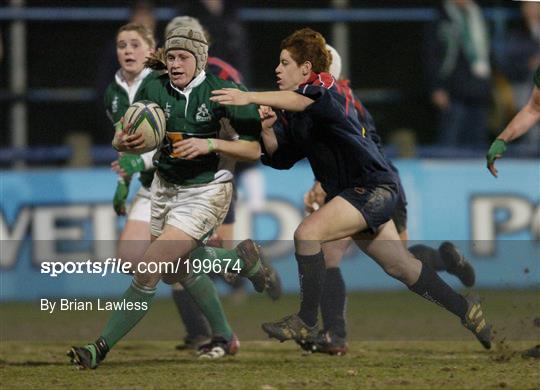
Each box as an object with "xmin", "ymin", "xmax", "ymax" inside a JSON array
[
  {"xmin": 115, "ymin": 68, "xmax": 152, "ymax": 103},
  {"xmin": 299, "ymin": 71, "xmax": 335, "ymax": 89},
  {"xmin": 169, "ymin": 70, "xmax": 207, "ymax": 96}
]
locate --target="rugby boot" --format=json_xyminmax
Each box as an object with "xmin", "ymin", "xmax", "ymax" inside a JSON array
[
  {"xmin": 67, "ymin": 337, "xmax": 109, "ymax": 369},
  {"xmin": 175, "ymin": 334, "xmax": 211, "ymax": 351},
  {"xmin": 439, "ymin": 242, "xmax": 476, "ymax": 287},
  {"xmin": 311, "ymin": 330, "xmax": 348, "ymax": 356},
  {"xmin": 264, "ymin": 260, "xmax": 282, "ymax": 301},
  {"xmin": 236, "ymin": 239, "xmax": 268, "ymax": 293},
  {"xmin": 197, "ymin": 333, "xmax": 240, "ymax": 359},
  {"xmin": 262, "ymin": 314, "xmax": 318, "ymax": 343},
  {"xmin": 462, "ymin": 295, "xmax": 492, "ymax": 349}
]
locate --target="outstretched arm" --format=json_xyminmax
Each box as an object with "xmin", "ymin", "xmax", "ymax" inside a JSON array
[
  {"xmin": 487, "ymin": 86, "xmax": 540, "ymax": 177},
  {"xmin": 211, "ymin": 88, "xmax": 314, "ymax": 112},
  {"xmin": 172, "ymin": 137, "xmax": 261, "ymax": 161},
  {"xmin": 497, "ymin": 87, "xmax": 540, "ymax": 143}
]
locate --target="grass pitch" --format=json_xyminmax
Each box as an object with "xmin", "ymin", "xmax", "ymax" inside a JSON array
[{"xmin": 1, "ymin": 290, "xmax": 539, "ymax": 389}]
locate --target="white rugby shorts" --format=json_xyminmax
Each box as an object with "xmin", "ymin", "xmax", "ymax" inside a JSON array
[
  {"xmin": 127, "ymin": 185, "xmax": 152, "ymax": 222},
  {"xmin": 150, "ymin": 173, "xmax": 232, "ymax": 240}
]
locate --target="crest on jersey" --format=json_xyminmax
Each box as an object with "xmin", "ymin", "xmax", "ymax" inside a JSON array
[
  {"xmin": 196, "ymin": 103, "xmax": 211, "ymax": 122},
  {"xmin": 112, "ymin": 95, "xmax": 119, "ymax": 114},
  {"xmin": 164, "ymin": 102, "xmax": 172, "ymax": 120}
]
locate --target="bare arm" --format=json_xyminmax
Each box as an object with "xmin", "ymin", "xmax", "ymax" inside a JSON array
[
  {"xmin": 486, "ymin": 86, "xmax": 540, "ymax": 177},
  {"xmin": 211, "ymin": 88, "xmax": 314, "ymax": 112},
  {"xmin": 261, "ymin": 127, "xmax": 278, "ymax": 156},
  {"xmin": 213, "ymin": 139, "xmax": 261, "ymax": 161},
  {"xmin": 259, "ymin": 106, "xmax": 278, "ymax": 156},
  {"xmin": 173, "ymin": 137, "xmax": 260, "ymax": 161},
  {"xmin": 497, "ymin": 86, "xmax": 540, "ymax": 142}
]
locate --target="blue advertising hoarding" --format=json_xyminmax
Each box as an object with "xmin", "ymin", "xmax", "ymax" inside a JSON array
[{"xmin": 1, "ymin": 159, "xmax": 539, "ymax": 300}]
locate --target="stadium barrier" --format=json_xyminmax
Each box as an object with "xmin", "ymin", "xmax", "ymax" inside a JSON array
[{"xmin": 1, "ymin": 160, "xmax": 538, "ymax": 301}]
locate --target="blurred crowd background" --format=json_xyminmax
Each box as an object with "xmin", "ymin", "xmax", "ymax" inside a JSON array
[{"xmin": 1, "ymin": 0, "xmax": 539, "ymax": 168}]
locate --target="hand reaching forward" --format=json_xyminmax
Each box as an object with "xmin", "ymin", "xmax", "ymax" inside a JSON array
[{"xmin": 211, "ymin": 88, "xmax": 251, "ymax": 106}]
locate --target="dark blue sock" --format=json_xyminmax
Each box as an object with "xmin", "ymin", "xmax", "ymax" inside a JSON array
[
  {"xmin": 320, "ymin": 267, "xmax": 347, "ymax": 338},
  {"xmin": 296, "ymin": 251, "xmax": 326, "ymax": 327},
  {"xmin": 408, "ymin": 263, "xmax": 468, "ymax": 320},
  {"xmin": 171, "ymin": 288, "xmax": 211, "ymax": 340}
]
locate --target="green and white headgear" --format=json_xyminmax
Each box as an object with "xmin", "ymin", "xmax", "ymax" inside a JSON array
[{"xmin": 165, "ymin": 26, "xmax": 208, "ymax": 76}]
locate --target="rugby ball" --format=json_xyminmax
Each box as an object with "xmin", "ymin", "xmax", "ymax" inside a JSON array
[{"xmin": 124, "ymin": 100, "xmax": 166, "ymax": 153}]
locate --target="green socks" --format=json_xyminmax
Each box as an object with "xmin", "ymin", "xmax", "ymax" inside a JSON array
[
  {"xmin": 183, "ymin": 274, "xmax": 233, "ymax": 340},
  {"xmin": 100, "ymin": 280, "xmax": 156, "ymax": 349}
]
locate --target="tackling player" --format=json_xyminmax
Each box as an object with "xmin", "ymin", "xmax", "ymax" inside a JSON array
[
  {"xmin": 300, "ymin": 45, "xmax": 476, "ymax": 355},
  {"xmin": 211, "ymin": 28, "xmax": 493, "ymax": 352}
]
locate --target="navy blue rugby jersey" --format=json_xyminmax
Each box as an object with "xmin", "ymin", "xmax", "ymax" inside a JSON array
[
  {"xmin": 336, "ymin": 79, "xmax": 406, "ymax": 205},
  {"xmin": 262, "ymin": 72, "xmax": 397, "ymax": 198}
]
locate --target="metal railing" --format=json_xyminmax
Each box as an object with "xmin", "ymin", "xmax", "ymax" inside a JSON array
[{"xmin": 1, "ymin": 4, "xmax": 522, "ymax": 167}]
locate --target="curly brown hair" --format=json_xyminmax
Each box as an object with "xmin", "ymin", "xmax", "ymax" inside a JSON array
[
  {"xmin": 117, "ymin": 23, "xmax": 156, "ymax": 49},
  {"xmin": 280, "ymin": 28, "xmax": 331, "ymax": 73}
]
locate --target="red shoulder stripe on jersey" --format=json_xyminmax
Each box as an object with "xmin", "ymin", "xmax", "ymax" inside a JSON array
[
  {"xmin": 316, "ymin": 72, "xmax": 335, "ymax": 89},
  {"xmin": 207, "ymin": 56, "xmax": 242, "ymax": 84},
  {"xmin": 300, "ymin": 72, "xmax": 335, "ymax": 90},
  {"xmin": 337, "ymin": 79, "xmax": 366, "ymax": 120}
]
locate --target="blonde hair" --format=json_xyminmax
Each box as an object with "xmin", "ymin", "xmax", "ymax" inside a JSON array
[
  {"xmin": 117, "ymin": 23, "xmax": 156, "ymax": 49},
  {"xmin": 280, "ymin": 28, "xmax": 331, "ymax": 73}
]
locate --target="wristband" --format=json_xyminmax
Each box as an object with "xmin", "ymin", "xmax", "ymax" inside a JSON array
[{"xmin": 207, "ymin": 138, "xmax": 216, "ymax": 153}]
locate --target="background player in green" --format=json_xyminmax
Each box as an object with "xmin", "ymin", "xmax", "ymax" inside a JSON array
[
  {"xmin": 486, "ymin": 65, "xmax": 540, "ymax": 359},
  {"xmin": 103, "ymin": 23, "xmax": 160, "ymax": 277},
  {"xmin": 487, "ymin": 65, "xmax": 540, "ymax": 177},
  {"xmin": 68, "ymin": 25, "xmax": 267, "ymax": 368}
]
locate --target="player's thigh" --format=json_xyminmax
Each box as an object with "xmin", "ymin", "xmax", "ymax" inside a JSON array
[
  {"xmin": 118, "ymin": 220, "xmax": 151, "ymax": 271},
  {"xmin": 215, "ymin": 223, "xmax": 234, "ymax": 249},
  {"xmin": 297, "ymin": 196, "xmax": 368, "ymax": 243},
  {"xmin": 135, "ymin": 224, "xmax": 198, "ymax": 287},
  {"xmin": 322, "ymin": 238, "xmax": 352, "ymax": 267}
]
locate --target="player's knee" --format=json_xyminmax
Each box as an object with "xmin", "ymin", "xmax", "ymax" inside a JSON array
[
  {"xmin": 161, "ymin": 272, "xmax": 179, "ymax": 285},
  {"xmin": 294, "ymin": 222, "xmax": 322, "ymax": 243},
  {"xmin": 324, "ymin": 253, "xmax": 342, "ymax": 267},
  {"xmin": 117, "ymin": 242, "xmax": 147, "ymax": 273},
  {"xmin": 134, "ymin": 271, "xmax": 161, "ymax": 290},
  {"xmin": 382, "ymin": 261, "xmax": 409, "ymax": 282},
  {"xmin": 162, "ymin": 268, "xmax": 196, "ymax": 286}
]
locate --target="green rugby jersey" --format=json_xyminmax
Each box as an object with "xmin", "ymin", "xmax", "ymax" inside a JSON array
[
  {"xmin": 104, "ymin": 68, "xmax": 160, "ymax": 188},
  {"xmin": 140, "ymin": 71, "xmax": 261, "ymax": 186},
  {"xmin": 535, "ymin": 66, "xmax": 540, "ymax": 89}
]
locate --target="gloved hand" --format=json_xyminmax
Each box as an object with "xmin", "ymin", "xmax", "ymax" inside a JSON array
[
  {"xmin": 118, "ymin": 154, "xmax": 145, "ymax": 175},
  {"xmin": 113, "ymin": 178, "xmax": 130, "ymax": 216},
  {"xmin": 486, "ymin": 139, "xmax": 507, "ymax": 178}
]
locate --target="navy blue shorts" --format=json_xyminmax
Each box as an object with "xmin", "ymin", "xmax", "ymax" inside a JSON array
[
  {"xmin": 391, "ymin": 183, "xmax": 408, "ymax": 234},
  {"xmin": 335, "ymin": 184, "xmax": 399, "ymax": 233}
]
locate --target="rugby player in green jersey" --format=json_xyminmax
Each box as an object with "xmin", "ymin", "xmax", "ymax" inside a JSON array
[
  {"xmin": 104, "ymin": 22, "xmax": 160, "ymax": 276},
  {"xmin": 487, "ymin": 66, "xmax": 540, "ymax": 359},
  {"xmin": 487, "ymin": 65, "xmax": 540, "ymax": 177},
  {"xmin": 68, "ymin": 25, "xmax": 268, "ymax": 368}
]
